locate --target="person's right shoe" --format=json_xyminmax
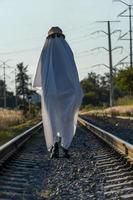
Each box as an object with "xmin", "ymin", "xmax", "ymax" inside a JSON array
[
  {"xmin": 50, "ymin": 142, "xmax": 59, "ymax": 159},
  {"xmin": 62, "ymin": 147, "xmax": 70, "ymax": 159}
]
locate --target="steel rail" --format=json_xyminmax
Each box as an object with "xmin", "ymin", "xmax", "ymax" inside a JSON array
[
  {"xmin": 0, "ymin": 121, "xmax": 43, "ymax": 166},
  {"xmin": 78, "ymin": 117, "xmax": 133, "ymax": 163}
]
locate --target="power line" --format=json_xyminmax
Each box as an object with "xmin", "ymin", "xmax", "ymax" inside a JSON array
[
  {"xmin": 0, "ymin": 34, "xmax": 91, "ymax": 55},
  {"xmin": 0, "ymin": 47, "xmax": 41, "ymax": 55}
]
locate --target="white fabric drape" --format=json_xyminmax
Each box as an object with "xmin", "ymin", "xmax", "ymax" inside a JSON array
[{"xmin": 33, "ymin": 36, "xmax": 83, "ymax": 151}]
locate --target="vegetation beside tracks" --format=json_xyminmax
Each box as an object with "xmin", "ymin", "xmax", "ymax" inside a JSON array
[
  {"xmin": 80, "ymin": 105, "xmax": 133, "ymax": 119},
  {"xmin": 80, "ymin": 67, "xmax": 133, "ymax": 118},
  {"xmin": 0, "ymin": 108, "xmax": 41, "ymax": 146}
]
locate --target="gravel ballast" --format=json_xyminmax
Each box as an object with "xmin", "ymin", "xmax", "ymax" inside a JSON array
[{"xmin": 82, "ymin": 115, "xmax": 133, "ymax": 145}]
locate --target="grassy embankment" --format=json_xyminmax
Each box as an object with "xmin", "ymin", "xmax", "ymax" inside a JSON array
[
  {"xmin": 80, "ymin": 96, "xmax": 133, "ymax": 117},
  {"xmin": 0, "ymin": 109, "xmax": 41, "ymax": 146}
]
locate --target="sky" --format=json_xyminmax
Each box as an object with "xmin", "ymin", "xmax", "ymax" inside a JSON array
[{"xmin": 0, "ymin": 0, "xmax": 132, "ymax": 92}]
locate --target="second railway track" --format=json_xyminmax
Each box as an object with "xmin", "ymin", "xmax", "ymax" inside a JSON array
[{"xmin": 0, "ymin": 118, "xmax": 133, "ymax": 200}]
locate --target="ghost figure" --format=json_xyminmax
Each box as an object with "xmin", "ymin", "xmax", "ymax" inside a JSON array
[{"xmin": 33, "ymin": 27, "xmax": 83, "ymax": 158}]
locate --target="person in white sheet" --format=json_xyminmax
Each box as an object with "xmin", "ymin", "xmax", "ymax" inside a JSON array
[{"xmin": 33, "ymin": 27, "xmax": 83, "ymax": 158}]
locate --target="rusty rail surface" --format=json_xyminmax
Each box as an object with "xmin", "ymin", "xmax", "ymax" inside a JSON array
[
  {"xmin": 0, "ymin": 121, "xmax": 43, "ymax": 166},
  {"xmin": 78, "ymin": 117, "xmax": 133, "ymax": 162}
]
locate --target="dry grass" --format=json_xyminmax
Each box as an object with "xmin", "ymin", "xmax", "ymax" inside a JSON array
[
  {"xmin": 116, "ymin": 96, "xmax": 133, "ymax": 106},
  {"xmin": 0, "ymin": 118, "xmax": 41, "ymax": 146},
  {"xmin": 0, "ymin": 109, "xmax": 24, "ymax": 130},
  {"xmin": 80, "ymin": 105, "xmax": 133, "ymax": 117},
  {"xmin": 0, "ymin": 109, "xmax": 41, "ymax": 146},
  {"xmin": 104, "ymin": 106, "xmax": 133, "ymax": 117}
]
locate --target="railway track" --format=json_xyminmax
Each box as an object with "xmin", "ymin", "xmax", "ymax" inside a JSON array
[{"xmin": 0, "ymin": 118, "xmax": 133, "ymax": 199}]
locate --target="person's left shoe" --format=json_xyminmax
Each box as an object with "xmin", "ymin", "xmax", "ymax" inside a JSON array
[{"xmin": 50, "ymin": 142, "xmax": 59, "ymax": 159}]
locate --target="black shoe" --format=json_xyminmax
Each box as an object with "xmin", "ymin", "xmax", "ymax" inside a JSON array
[
  {"xmin": 50, "ymin": 142, "xmax": 59, "ymax": 159},
  {"xmin": 62, "ymin": 148, "xmax": 70, "ymax": 159}
]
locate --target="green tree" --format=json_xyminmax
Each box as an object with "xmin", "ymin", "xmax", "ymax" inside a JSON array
[
  {"xmin": 0, "ymin": 80, "xmax": 5, "ymax": 97},
  {"xmin": 16, "ymin": 63, "xmax": 29, "ymax": 105},
  {"xmin": 99, "ymin": 74, "xmax": 110, "ymax": 105},
  {"xmin": 80, "ymin": 72, "xmax": 112, "ymax": 107},
  {"xmin": 115, "ymin": 67, "xmax": 133, "ymax": 95},
  {"xmin": 0, "ymin": 80, "xmax": 5, "ymax": 107},
  {"xmin": 0, "ymin": 80, "xmax": 15, "ymax": 108},
  {"xmin": 81, "ymin": 73, "xmax": 104, "ymax": 106},
  {"xmin": 80, "ymin": 72, "xmax": 99, "ymax": 93}
]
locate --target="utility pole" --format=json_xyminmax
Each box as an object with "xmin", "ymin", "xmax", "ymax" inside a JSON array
[
  {"xmin": 91, "ymin": 20, "xmax": 122, "ymax": 107},
  {"xmin": 3, "ymin": 62, "xmax": 6, "ymax": 108},
  {"xmin": 0, "ymin": 60, "xmax": 13, "ymax": 108},
  {"xmin": 108, "ymin": 21, "xmax": 113, "ymax": 107},
  {"xmin": 129, "ymin": 5, "xmax": 132, "ymax": 68},
  {"xmin": 11, "ymin": 67, "xmax": 18, "ymax": 109},
  {"xmin": 27, "ymin": 75, "xmax": 32, "ymax": 112},
  {"xmin": 15, "ymin": 68, "xmax": 18, "ymax": 108},
  {"xmin": 28, "ymin": 75, "xmax": 33, "ymax": 91},
  {"xmin": 114, "ymin": 0, "xmax": 133, "ymax": 68}
]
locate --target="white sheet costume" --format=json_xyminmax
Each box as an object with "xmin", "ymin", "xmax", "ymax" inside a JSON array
[{"xmin": 33, "ymin": 27, "xmax": 83, "ymax": 151}]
